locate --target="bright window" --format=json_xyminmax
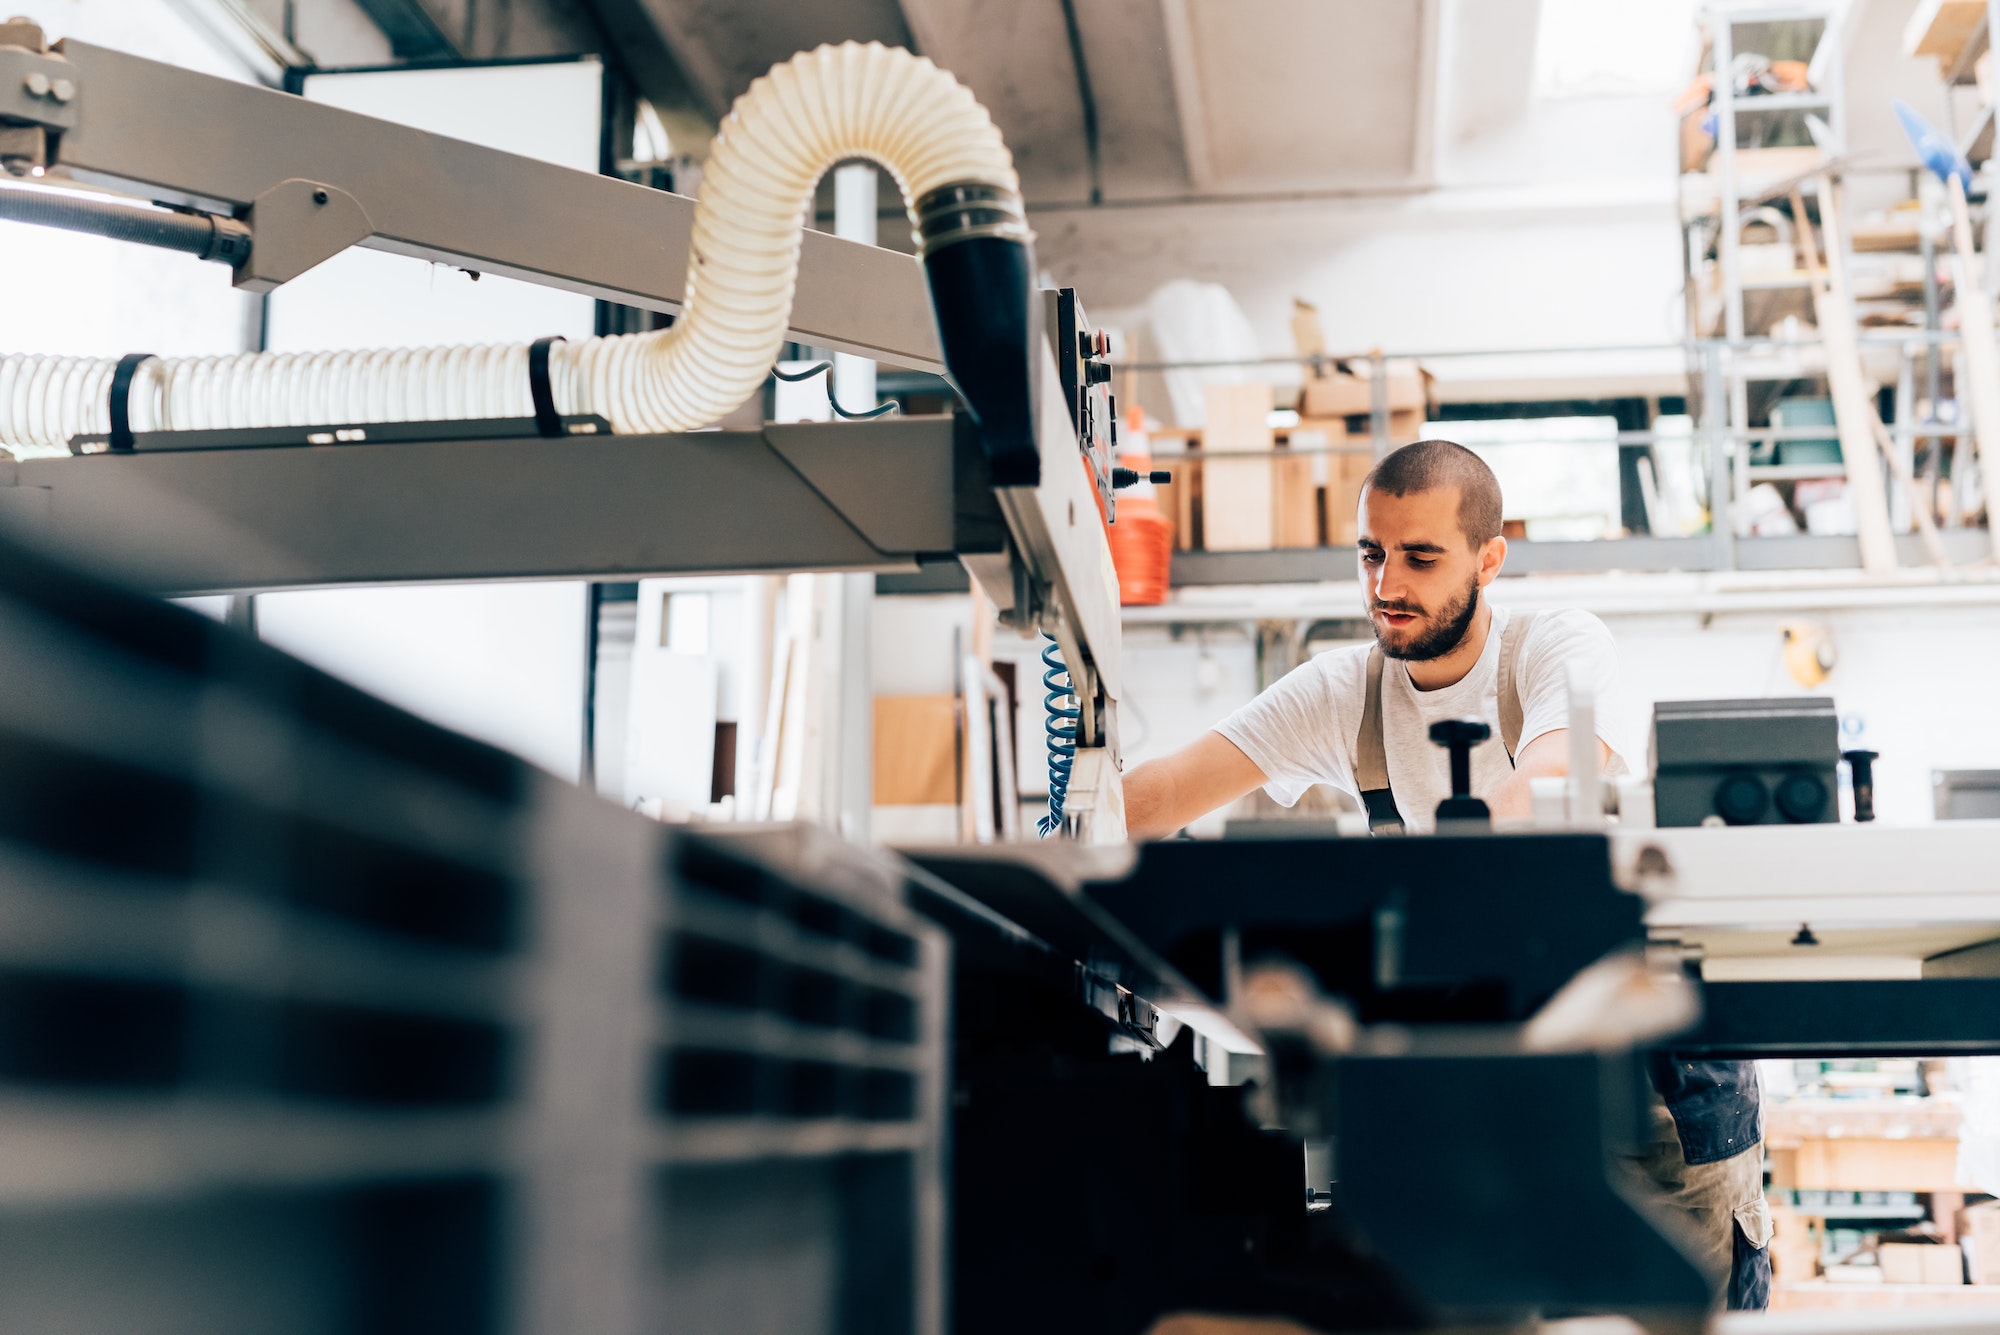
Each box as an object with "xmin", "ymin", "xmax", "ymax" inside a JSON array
[
  {"xmin": 0, "ymin": 0, "xmax": 259, "ymax": 456},
  {"xmin": 1534, "ymin": 0, "xmax": 1701, "ymax": 99}
]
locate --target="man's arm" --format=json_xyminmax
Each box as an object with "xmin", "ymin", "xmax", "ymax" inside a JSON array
[
  {"xmin": 1123, "ymin": 732, "xmax": 1271, "ymax": 840},
  {"xmin": 1488, "ymin": 729, "xmax": 1613, "ymax": 821}
]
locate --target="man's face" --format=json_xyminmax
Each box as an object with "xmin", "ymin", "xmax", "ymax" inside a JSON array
[{"xmin": 1357, "ymin": 485, "xmax": 1503, "ymax": 661}]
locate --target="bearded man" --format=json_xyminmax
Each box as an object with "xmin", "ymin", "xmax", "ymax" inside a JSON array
[{"xmin": 1121, "ymin": 438, "xmax": 1772, "ymax": 1312}]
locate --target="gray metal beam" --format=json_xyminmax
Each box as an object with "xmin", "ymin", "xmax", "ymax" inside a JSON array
[
  {"xmin": 1166, "ymin": 530, "xmax": 1997, "ymax": 586},
  {"xmin": 47, "ymin": 40, "xmax": 945, "ymax": 372},
  {"xmin": 0, "ymin": 417, "xmax": 976, "ymax": 596}
]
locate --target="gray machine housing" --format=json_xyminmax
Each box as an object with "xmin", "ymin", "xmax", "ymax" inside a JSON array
[{"xmin": 1651, "ymin": 696, "xmax": 1840, "ymax": 826}]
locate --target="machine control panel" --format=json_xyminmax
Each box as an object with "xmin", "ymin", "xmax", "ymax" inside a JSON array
[{"xmin": 1048, "ymin": 287, "xmax": 1118, "ymax": 520}]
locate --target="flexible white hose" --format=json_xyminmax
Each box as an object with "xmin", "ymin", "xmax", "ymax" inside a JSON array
[{"xmin": 0, "ymin": 42, "xmax": 1024, "ymax": 453}]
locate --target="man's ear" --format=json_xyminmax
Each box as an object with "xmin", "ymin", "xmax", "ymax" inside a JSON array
[{"xmin": 1476, "ymin": 535, "xmax": 1507, "ymax": 587}]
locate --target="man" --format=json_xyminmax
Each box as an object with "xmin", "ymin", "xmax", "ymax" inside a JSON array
[
  {"xmin": 1125, "ymin": 439, "xmax": 1620, "ymax": 837},
  {"xmin": 1122, "ymin": 440, "xmax": 1771, "ymax": 1309}
]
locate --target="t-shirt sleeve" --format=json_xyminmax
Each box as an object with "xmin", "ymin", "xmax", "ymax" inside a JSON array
[
  {"xmin": 1212, "ymin": 650, "xmax": 1362, "ymax": 807},
  {"xmin": 1515, "ymin": 609, "xmax": 1634, "ymax": 772}
]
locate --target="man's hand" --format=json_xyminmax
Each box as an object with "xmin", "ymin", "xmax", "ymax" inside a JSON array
[
  {"xmin": 1123, "ymin": 732, "xmax": 1270, "ymax": 840},
  {"xmin": 1489, "ymin": 729, "xmax": 1612, "ymax": 821}
]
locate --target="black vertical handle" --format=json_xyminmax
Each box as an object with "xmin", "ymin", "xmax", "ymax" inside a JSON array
[
  {"xmin": 1843, "ymin": 749, "xmax": 1879, "ymax": 823},
  {"xmin": 1429, "ymin": 719, "xmax": 1492, "ymax": 827}
]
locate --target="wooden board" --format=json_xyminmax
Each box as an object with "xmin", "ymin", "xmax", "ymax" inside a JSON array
[
  {"xmin": 873, "ymin": 693, "xmax": 958, "ymax": 805},
  {"xmin": 1200, "ymin": 383, "xmax": 1275, "ymax": 551},
  {"xmin": 1784, "ymin": 1137, "xmax": 1960, "ymax": 1192},
  {"xmin": 1273, "ymin": 444, "xmax": 1319, "ymax": 548},
  {"xmin": 1906, "ymin": 0, "xmax": 1986, "ymax": 64}
]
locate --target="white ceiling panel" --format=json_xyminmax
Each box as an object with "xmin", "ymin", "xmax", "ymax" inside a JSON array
[{"xmin": 1166, "ymin": 0, "xmax": 1436, "ymax": 192}]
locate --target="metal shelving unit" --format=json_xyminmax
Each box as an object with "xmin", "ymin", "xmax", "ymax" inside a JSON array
[{"xmin": 1681, "ymin": 2, "xmax": 1858, "ymax": 543}]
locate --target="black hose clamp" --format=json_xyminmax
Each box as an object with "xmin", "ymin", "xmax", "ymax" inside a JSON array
[
  {"xmin": 528, "ymin": 335, "xmax": 564, "ymax": 438},
  {"xmin": 108, "ymin": 352, "xmax": 157, "ymax": 453}
]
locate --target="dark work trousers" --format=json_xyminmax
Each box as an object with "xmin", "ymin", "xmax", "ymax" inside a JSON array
[{"xmin": 1632, "ymin": 1056, "xmax": 1771, "ymax": 1311}]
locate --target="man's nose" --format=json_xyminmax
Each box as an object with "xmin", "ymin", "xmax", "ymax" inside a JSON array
[{"xmin": 1373, "ymin": 563, "xmax": 1409, "ymax": 605}]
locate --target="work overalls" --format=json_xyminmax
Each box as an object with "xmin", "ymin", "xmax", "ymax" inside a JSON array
[{"xmin": 1354, "ymin": 613, "xmax": 1772, "ymax": 1311}]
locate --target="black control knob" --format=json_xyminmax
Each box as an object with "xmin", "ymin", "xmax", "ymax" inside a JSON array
[
  {"xmin": 1111, "ymin": 467, "xmax": 1172, "ymax": 489},
  {"xmin": 1085, "ymin": 361, "xmax": 1113, "ymax": 385},
  {"xmin": 1428, "ymin": 718, "xmax": 1491, "ymax": 826},
  {"xmin": 1774, "ymin": 770, "xmax": 1830, "ymax": 824},
  {"xmin": 1842, "ymin": 749, "xmax": 1879, "ymax": 823},
  {"xmin": 1714, "ymin": 772, "xmax": 1769, "ymax": 825}
]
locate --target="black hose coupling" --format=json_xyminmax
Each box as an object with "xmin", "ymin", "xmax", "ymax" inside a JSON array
[{"xmin": 915, "ymin": 181, "xmax": 1039, "ymax": 486}]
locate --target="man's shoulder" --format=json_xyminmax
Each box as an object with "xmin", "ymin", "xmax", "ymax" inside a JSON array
[{"xmin": 1519, "ymin": 605, "xmax": 1613, "ymax": 652}]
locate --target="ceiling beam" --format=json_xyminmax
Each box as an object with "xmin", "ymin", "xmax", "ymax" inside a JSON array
[
  {"xmin": 1158, "ymin": 0, "xmax": 1212, "ymax": 191},
  {"xmin": 348, "ymin": 0, "xmax": 457, "ymax": 58}
]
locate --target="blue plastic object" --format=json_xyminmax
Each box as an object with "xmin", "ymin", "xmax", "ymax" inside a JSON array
[{"xmin": 1893, "ymin": 99, "xmax": 1972, "ymax": 190}]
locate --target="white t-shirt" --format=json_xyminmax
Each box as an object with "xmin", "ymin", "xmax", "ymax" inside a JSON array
[{"xmin": 1214, "ymin": 603, "xmax": 1631, "ymax": 833}]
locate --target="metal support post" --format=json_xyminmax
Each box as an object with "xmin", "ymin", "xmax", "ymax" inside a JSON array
[
  {"xmin": 832, "ymin": 161, "xmax": 879, "ymax": 843},
  {"xmin": 1713, "ymin": 12, "xmax": 1745, "ymax": 346},
  {"xmin": 1703, "ymin": 340, "xmax": 1736, "ymax": 569},
  {"xmin": 1893, "ymin": 344, "xmax": 1917, "ymax": 533},
  {"xmin": 1368, "ymin": 348, "xmax": 1390, "ymax": 458},
  {"xmin": 1922, "ymin": 174, "xmax": 1944, "ymax": 500}
]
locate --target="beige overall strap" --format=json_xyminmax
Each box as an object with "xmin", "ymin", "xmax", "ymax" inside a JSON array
[
  {"xmin": 1495, "ymin": 610, "xmax": 1544, "ymax": 763},
  {"xmin": 1356, "ymin": 644, "xmax": 1404, "ymax": 834}
]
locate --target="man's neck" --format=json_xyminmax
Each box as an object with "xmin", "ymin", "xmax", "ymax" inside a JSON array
[{"xmin": 1404, "ymin": 597, "xmax": 1492, "ymax": 691}]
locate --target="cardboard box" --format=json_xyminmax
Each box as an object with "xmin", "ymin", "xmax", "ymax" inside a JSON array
[
  {"xmin": 1146, "ymin": 429, "xmax": 1199, "ymax": 551},
  {"xmin": 1300, "ymin": 360, "xmax": 1430, "ymax": 420},
  {"xmin": 873, "ymin": 694, "xmax": 957, "ymax": 805},
  {"xmin": 1290, "ymin": 298, "xmax": 1327, "ymax": 360},
  {"xmin": 1879, "ymin": 1241, "xmax": 1964, "ymax": 1286},
  {"xmin": 1200, "ymin": 383, "xmax": 1275, "ymax": 551},
  {"xmin": 1291, "ymin": 420, "xmax": 1374, "ymax": 546},
  {"xmin": 1959, "ymin": 1200, "xmax": 2000, "ymax": 1284},
  {"xmin": 1680, "ymin": 106, "xmax": 1714, "ymax": 175}
]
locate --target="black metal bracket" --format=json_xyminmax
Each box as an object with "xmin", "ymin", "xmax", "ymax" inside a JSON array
[
  {"xmin": 108, "ymin": 352, "xmax": 156, "ymax": 454},
  {"xmin": 528, "ymin": 335, "xmax": 565, "ymax": 438}
]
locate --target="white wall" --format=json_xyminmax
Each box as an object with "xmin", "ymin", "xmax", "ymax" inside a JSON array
[
  {"xmin": 1605, "ymin": 604, "xmax": 2000, "ymax": 825},
  {"xmin": 255, "ymin": 60, "xmax": 604, "ymax": 782}
]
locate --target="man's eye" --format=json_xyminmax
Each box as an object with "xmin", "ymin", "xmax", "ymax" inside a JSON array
[
  {"xmin": 1360, "ymin": 550, "xmax": 1382, "ymax": 564},
  {"xmin": 1409, "ymin": 558, "xmax": 1435, "ymax": 569}
]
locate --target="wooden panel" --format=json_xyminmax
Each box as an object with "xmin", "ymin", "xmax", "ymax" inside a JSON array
[
  {"xmin": 1906, "ymin": 0, "xmax": 1986, "ymax": 63},
  {"xmin": 1201, "ymin": 383, "xmax": 1275, "ymax": 552},
  {"xmin": 1273, "ymin": 445, "xmax": 1319, "ymax": 548},
  {"xmin": 1789, "ymin": 1137, "xmax": 1960, "ymax": 1192},
  {"xmin": 873, "ymin": 694, "xmax": 958, "ymax": 805}
]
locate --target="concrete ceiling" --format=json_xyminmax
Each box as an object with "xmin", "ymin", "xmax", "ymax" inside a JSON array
[{"xmin": 593, "ymin": 0, "xmax": 1464, "ymax": 205}]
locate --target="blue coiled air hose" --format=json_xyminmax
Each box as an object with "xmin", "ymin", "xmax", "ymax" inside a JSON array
[{"xmin": 1037, "ymin": 635, "xmax": 1080, "ymax": 836}]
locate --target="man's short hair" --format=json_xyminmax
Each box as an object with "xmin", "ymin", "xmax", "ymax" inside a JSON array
[{"xmin": 1360, "ymin": 439, "xmax": 1503, "ymax": 547}]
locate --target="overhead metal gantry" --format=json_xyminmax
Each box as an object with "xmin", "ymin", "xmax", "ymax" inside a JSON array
[
  {"xmin": 4, "ymin": 39, "xmax": 942, "ymax": 370},
  {"xmin": 0, "ymin": 417, "xmax": 1000, "ymax": 595},
  {"xmin": 0, "ymin": 31, "xmax": 1126, "ymax": 834}
]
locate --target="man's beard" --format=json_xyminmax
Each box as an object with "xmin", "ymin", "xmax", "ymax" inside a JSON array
[{"xmin": 1374, "ymin": 574, "xmax": 1480, "ymax": 662}]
